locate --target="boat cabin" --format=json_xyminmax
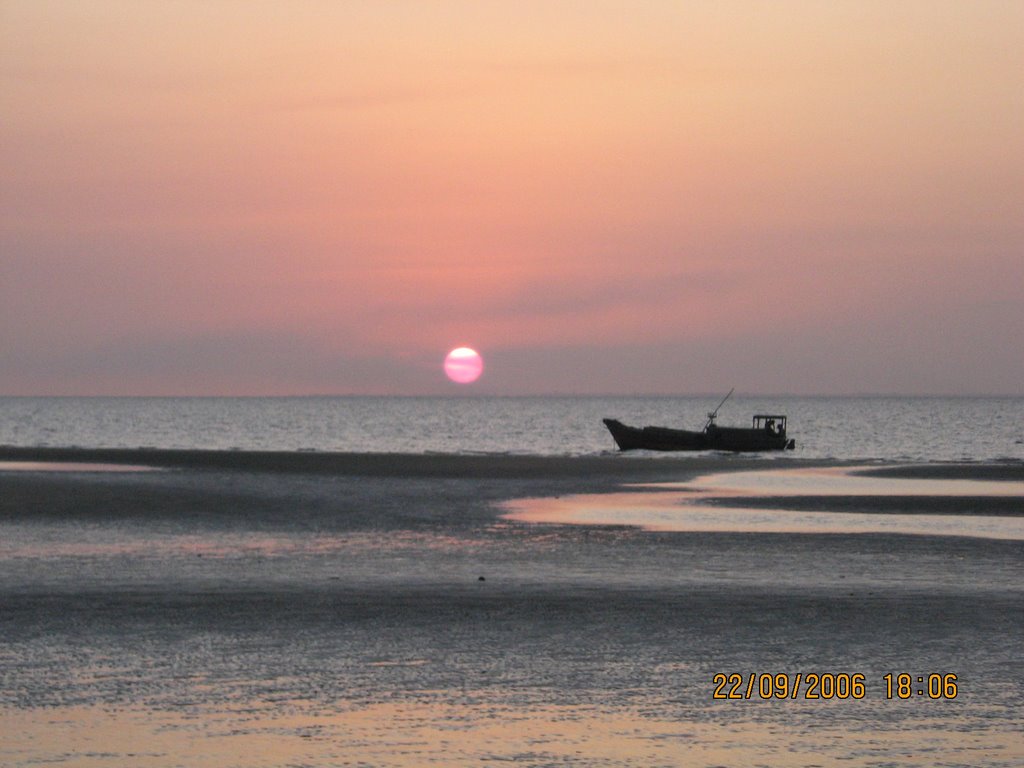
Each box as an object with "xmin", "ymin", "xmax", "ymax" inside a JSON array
[{"xmin": 753, "ymin": 415, "xmax": 787, "ymax": 436}]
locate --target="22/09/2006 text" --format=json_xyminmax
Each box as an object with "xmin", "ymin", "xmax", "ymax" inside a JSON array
[{"xmin": 712, "ymin": 673, "xmax": 958, "ymax": 700}]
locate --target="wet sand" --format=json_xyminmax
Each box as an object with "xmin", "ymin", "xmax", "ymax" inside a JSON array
[
  {"xmin": 2, "ymin": 444, "xmax": 1021, "ymax": 480},
  {"xmin": 503, "ymin": 463, "xmax": 1024, "ymax": 538},
  {"xmin": 0, "ymin": 444, "xmax": 825, "ymax": 480},
  {"xmin": 1, "ymin": 449, "xmax": 1022, "ymax": 767}
]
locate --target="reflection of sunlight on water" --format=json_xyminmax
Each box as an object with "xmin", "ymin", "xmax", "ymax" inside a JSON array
[
  {"xmin": 0, "ymin": 461, "xmax": 158, "ymax": 473},
  {"xmin": 503, "ymin": 467, "xmax": 1024, "ymax": 540},
  {"xmin": 656, "ymin": 466, "xmax": 1024, "ymax": 497},
  {"xmin": 3, "ymin": 699, "xmax": 1019, "ymax": 768}
]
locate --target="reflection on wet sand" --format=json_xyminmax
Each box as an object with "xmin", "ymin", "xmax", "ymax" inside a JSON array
[
  {"xmin": 3, "ymin": 459, "xmax": 1021, "ymax": 767},
  {"xmin": 502, "ymin": 466, "xmax": 1024, "ymax": 540},
  {"xmin": 3, "ymin": 699, "xmax": 1019, "ymax": 768},
  {"xmin": 0, "ymin": 461, "xmax": 158, "ymax": 473}
]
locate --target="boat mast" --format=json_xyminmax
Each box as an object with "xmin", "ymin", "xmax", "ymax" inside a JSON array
[{"xmin": 704, "ymin": 387, "xmax": 735, "ymax": 429}]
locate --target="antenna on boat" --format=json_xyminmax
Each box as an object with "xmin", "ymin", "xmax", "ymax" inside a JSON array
[{"xmin": 705, "ymin": 387, "xmax": 735, "ymax": 429}]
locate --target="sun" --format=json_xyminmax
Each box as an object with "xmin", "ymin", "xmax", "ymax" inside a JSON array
[{"xmin": 444, "ymin": 347, "xmax": 484, "ymax": 384}]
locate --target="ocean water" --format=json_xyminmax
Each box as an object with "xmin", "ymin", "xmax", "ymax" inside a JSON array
[
  {"xmin": 1, "ymin": 394, "xmax": 1022, "ymax": 462},
  {"xmin": 2, "ymin": 396, "xmax": 1023, "ymax": 766}
]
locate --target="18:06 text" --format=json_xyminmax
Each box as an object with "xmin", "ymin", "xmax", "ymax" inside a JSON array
[{"xmin": 712, "ymin": 673, "xmax": 958, "ymax": 700}]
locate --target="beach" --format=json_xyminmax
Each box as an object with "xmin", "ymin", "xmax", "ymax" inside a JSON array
[
  {"xmin": 1, "ymin": 448, "xmax": 1022, "ymax": 767},
  {"xmin": 6, "ymin": 0, "xmax": 1024, "ymax": 762}
]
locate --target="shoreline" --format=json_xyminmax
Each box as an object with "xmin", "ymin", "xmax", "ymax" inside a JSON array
[
  {"xmin": 1, "ymin": 446, "xmax": 1022, "ymax": 487},
  {"xmin": 3, "ymin": 445, "xmax": 1021, "ymax": 477},
  {"xmin": 0, "ymin": 445, "xmax": 842, "ymax": 480},
  {"xmin": 3, "ymin": 447, "xmax": 1022, "ymax": 537}
]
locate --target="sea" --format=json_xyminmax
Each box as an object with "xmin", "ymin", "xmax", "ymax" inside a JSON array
[
  {"xmin": 2, "ymin": 396, "xmax": 1023, "ymax": 767},
  {"xmin": 1, "ymin": 394, "xmax": 1023, "ymax": 461}
]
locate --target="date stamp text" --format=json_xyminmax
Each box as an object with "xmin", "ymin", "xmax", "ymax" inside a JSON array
[{"xmin": 712, "ymin": 672, "xmax": 958, "ymax": 700}]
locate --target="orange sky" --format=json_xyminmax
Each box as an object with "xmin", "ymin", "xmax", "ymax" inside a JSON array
[{"xmin": 2, "ymin": 1, "xmax": 1022, "ymax": 395}]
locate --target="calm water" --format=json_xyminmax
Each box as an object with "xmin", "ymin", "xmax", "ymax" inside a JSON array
[
  {"xmin": 3, "ymin": 456, "xmax": 1022, "ymax": 767},
  {"xmin": 1, "ymin": 395, "xmax": 1022, "ymax": 462},
  {"xmin": 2, "ymin": 396, "xmax": 1022, "ymax": 766}
]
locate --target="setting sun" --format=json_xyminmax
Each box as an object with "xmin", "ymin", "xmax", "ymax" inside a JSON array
[{"xmin": 444, "ymin": 347, "xmax": 484, "ymax": 384}]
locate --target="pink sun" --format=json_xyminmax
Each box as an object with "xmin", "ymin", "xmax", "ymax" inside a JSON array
[{"xmin": 444, "ymin": 347, "xmax": 484, "ymax": 384}]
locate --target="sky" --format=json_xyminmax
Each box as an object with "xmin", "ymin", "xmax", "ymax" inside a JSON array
[{"xmin": 2, "ymin": 1, "xmax": 1022, "ymax": 396}]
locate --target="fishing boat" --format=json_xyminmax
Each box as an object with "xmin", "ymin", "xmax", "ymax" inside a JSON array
[{"xmin": 603, "ymin": 390, "xmax": 795, "ymax": 452}]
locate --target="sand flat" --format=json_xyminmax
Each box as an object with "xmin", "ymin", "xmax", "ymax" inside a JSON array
[{"xmin": 2, "ymin": 450, "xmax": 1021, "ymax": 766}]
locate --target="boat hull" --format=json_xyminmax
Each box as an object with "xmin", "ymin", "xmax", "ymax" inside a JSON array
[{"xmin": 603, "ymin": 418, "xmax": 795, "ymax": 452}]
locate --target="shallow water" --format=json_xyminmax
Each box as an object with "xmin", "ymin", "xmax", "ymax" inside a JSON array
[
  {"xmin": 3, "ymin": 698, "xmax": 1020, "ymax": 768},
  {"xmin": 2, "ymin": 459, "xmax": 1022, "ymax": 766},
  {"xmin": 0, "ymin": 461, "xmax": 157, "ymax": 473},
  {"xmin": 504, "ymin": 466, "xmax": 1024, "ymax": 539}
]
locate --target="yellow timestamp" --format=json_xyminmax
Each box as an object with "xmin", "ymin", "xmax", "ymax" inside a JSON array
[
  {"xmin": 712, "ymin": 673, "xmax": 958, "ymax": 700},
  {"xmin": 883, "ymin": 673, "xmax": 958, "ymax": 700}
]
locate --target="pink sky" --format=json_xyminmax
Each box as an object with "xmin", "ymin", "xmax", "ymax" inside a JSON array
[{"xmin": 2, "ymin": 1, "xmax": 1022, "ymax": 395}]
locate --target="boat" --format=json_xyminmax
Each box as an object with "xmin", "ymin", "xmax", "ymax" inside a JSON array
[{"xmin": 603, "ymin": 389, "xmax": 796, "ymax": 452}]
